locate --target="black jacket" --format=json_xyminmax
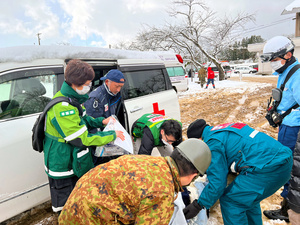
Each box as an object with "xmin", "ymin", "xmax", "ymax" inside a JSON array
[
  {"xmin": 287, "ymin": 130, "xmax": 300, "ymax": 213},
  {"xmin": 138, "ymin": 127, "xmax": 158, "ymax": 155}
]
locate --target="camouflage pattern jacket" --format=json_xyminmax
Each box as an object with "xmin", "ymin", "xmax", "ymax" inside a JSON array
[{"xmin": 58, "ymin": 155, "xmax": 183, "ymax": 225}]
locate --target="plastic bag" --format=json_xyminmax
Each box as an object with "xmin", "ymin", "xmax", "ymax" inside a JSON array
[
  {"xmin": 95, "ymin": 116, "xmax": 133, "ymax": 156},
  {"xmin": 187, "ymin": 178, "xmax": 208, "ymax": 225}
]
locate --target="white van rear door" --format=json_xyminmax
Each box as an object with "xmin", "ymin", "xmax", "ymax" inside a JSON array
[{"xmin": 118, "ymin": 59, "xmax": 181, "ymax": 131}]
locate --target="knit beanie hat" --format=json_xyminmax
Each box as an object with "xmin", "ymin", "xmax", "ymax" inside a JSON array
[{"xmin": 187, "ymin": 119, "xmax": 208, "ymax": 139}]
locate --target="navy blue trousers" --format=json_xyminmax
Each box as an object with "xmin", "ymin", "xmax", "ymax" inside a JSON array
[{"xmin": 278, "ymin": 124, "xmax": 300, "ymax": 198}]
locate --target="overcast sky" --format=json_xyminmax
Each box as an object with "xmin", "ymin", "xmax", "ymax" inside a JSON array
[{"xmin": 0, "ymin": 0, "xmax": 297, "ymax": 48}]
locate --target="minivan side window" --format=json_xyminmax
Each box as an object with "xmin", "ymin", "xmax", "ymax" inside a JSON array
[
  {"xmin": 174, "ymin": 66, "xmax": 185, "ymax": 76},
  {"xmin": 166, "ymin": 66, "xmax": 185, "ymax": 77},
  {"xmin": 0, "ymin": 68, "xmax": 62, "ymax": 120},
  {"xmin": 166, "ymin": 67, "xmax": 175, "ymax": 77},
  {"xmin": 122, "ymin": 69, "xmax": 167, "ymax": 100}
]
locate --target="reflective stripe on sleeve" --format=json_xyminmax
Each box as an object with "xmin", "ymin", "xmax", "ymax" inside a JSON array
[
  {"xmin": 45, "ymin": 165, "xmax": 74, "ymax": 177},
  {"xmin": 77, "ymin": 148, "xmax": 89, "ymax": 158},
  {"xmin": 64, "ymin": 126, "xmax": 87, "ymax": 141},
  {"xmin": 249, "ymin": 130, "xmax": 259, "ymax": 138},
  {"xmin": 82, "ymin": 111, "xmax": 86, "ymax": 117}
]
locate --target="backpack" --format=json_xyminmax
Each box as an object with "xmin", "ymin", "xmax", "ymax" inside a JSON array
[{"xmin": 32, "ymin": 97, "xmax": 83, "ymax": 153}]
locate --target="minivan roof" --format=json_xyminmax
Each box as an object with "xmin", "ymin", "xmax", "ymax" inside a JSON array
[
  {"xmin": 0, "ymin": 45, "xmax": 162, "ymax": 63},
  {"xmin": 0, "ymin": 45, "xmax": 165, "ymax": 73}
]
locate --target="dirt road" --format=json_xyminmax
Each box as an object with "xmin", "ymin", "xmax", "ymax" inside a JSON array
[{"xmin": 179, "ymin": 75, "xmax": 287, "ymax": 225}]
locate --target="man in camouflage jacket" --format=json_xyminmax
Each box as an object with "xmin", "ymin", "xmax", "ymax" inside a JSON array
[
  {"xmin": 197, "ymin": 67, "xmax": 206, "ymax": 88},
  {"xmin": 58, "ymin": 139, "xmax": 211, "ymax": 225}
]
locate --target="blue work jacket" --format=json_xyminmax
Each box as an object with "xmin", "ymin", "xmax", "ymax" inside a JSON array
[
  {"xmin": 84, "ymin": 84, "xmax": 122, "ymax": 119},
  {"xmin": 198, "ymin": 122, "xmax": 292, "ymax": 209},
  {"xmin": 274, "ymin": 59, "xmax": 300, "ymax": 126}
]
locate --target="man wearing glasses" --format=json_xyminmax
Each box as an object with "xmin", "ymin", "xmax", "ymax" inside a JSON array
[{"xmin": 131, "ymin": 113, "xmax": 182, "ymax": 156}]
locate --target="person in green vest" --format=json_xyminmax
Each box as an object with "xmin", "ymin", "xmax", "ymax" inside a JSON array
[
  {"xmin": 44, "ymin": 59, "xmax": 125, "ymax": 214},
  {"xmin": 131, "ymin": 113, "xmax": 182, "ymax": 156}
]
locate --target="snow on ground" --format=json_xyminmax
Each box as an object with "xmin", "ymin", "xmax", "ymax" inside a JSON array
[{"xmin": 180, "ymin": 74, "xmax": 276, "ymax": 97}]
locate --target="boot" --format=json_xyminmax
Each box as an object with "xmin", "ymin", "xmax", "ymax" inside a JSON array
[{"xmin": 263, "ymin": 198, "xmax": 289, "ymax": 222}]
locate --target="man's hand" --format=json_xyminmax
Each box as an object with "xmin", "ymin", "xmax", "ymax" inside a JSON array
[{"xmin": 183, "ymin": 199, "xmax": 203, "ymax": 220}]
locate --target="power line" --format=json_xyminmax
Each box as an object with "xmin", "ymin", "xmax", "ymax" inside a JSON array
[{"xmin": 232, "ymin": 16, "xmax": 294, "ymax": 36}]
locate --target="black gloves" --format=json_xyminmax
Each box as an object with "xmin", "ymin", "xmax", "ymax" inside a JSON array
[{"xmin": 183, "ymin": 199, "xmax": 203, "ymax": 220}]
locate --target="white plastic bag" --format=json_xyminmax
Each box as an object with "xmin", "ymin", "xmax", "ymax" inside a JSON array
[
  {"xmin": 95, "ymin": 116, "xmax": 133, "ymax": 156},
  {"xmin": 187, "ymin": 178, "xmax": 208, "ymax": 225}
]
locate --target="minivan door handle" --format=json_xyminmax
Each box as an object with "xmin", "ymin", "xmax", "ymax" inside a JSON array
[{"xmin": 130, "ymin": 107, "xmax": 143, "ymax": 113}]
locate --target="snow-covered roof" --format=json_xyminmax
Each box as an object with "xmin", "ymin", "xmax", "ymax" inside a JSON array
[
  {"xmin": 282, "ymin": 0, "xmax": 300, "ymax": 15},
  {"xmin": 0, "ymin": 45, "xmax": 162, "ymax": 63}
]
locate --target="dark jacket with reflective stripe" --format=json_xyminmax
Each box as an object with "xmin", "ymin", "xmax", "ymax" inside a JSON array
[
  {"xmin": 84, "ymin": 84, "xmax": 121, "ymax": 119},
  {"xmin": 287, "ymin": 131, "xmax": 300, "ymax": 213}
]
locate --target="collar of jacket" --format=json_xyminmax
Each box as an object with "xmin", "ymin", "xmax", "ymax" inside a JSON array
[
  {"xmin": 104, "ymin": 82, "xmax": 117, "ymax": 97},
  {"xmin": 60, "ymin": 81, "xmax": 89, "ymax": 104},
  {"xmin": 273, "ymin": 56, "xmax": 297, "ymax": 75},
  {"xmin": 275, "ymin": 56, "xmax": 296, "ymax": 74},
  {"xmin": 165, "ymin": 156, "xmax": 184, "ymax": 195}
]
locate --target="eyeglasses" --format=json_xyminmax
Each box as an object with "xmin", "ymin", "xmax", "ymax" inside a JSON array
[
  {"xmin": 260, "ymin": 53, "xmax": 273, "ymax": 63},
  {"xmin": 163, "ymin": 133, "xmax": 176, "ymax": 144}
]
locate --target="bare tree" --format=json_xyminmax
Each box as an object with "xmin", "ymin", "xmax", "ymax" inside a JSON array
[{"xmin": 126, "ymin": 0, "xmax": 254, "ymax": 80}]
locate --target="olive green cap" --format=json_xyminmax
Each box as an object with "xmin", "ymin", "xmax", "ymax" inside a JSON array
[{"xmin": 176, "ymin": 138, "xmax": 211, "ymax": 175}]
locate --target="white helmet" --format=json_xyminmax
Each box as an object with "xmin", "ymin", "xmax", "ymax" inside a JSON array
[{"xmin": 260, "ymin": 36, "xmax": 294, "ymax": 63}]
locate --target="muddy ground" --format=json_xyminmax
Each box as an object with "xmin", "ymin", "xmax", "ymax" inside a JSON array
[
  {"xmin": 179, "ymin": 76, "xmax": 288, "ymax": 225},
  {"xmin": 3, "ymin": 75, "xmax": 288, "ymax": 225}
]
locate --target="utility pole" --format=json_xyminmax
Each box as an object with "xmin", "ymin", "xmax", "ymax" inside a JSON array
[{"xmin": 37, "ymin": 33, "xmax": 42, "ymax": 45}]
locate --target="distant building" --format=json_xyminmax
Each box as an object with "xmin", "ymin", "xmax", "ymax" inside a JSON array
[
  {"xmin": 248, "ymin": 38, "xmax": 300, "ymax": 75},
  {"xmin": 248, "ymin": 0, "xmax": 300, "ymax": 75}
]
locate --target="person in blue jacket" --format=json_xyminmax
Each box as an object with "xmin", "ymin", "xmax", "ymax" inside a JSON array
[
  {"xmin": 85, "ymin": 69, "xmax": 125, "ymax": 120},
  {"xmin": 183, "ymin": 119, "xmax": 293, "ymax": 225},
  {"xmin": 260, "ymin": 36, "xmax": 300, "ymax": 222},
  {"xmin": 84, "ymin": 69, "xmax": 125, "ymax": 165}
]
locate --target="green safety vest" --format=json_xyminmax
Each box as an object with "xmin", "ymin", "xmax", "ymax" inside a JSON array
[{"xmin": 132, "ymin": 113, "xmax": 173, "ymax": 146}]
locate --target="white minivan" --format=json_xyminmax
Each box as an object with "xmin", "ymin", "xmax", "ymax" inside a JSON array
[
  {"xmin": 234, "ymin": 66, "xmax": 257, "ymax": 74},
  {"xmin": 0, "ymin": 46, "xmax": 181, "ymax": 222},
  {"xmin": 156, "ymin": 52, "xmax": 188, "ymax": 92}
]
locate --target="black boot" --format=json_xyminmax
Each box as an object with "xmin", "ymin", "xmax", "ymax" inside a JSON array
[{"xmin": 263, "ymin": 198, "xmax": 289, "ymax": 222}]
